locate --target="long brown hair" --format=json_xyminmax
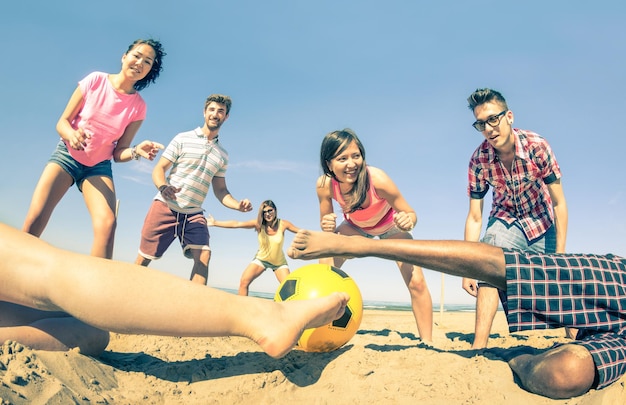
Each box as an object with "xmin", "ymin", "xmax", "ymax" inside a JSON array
[
  {"xmin": 319, "ymin": 129, "xmax": 369, "ymax": 213},
  {"xmin": 256, "ymin": 200, "xmax": 279, "ymax": 232}
]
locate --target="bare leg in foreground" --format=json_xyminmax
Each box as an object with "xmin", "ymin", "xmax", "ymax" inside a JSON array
[
  {"xmin": 0, "ymin": 224, "xmax": 348, "ymax": 359},
  {"xmin": 288, "ymin": 230, "xmax": 597, "ymax": 399}
]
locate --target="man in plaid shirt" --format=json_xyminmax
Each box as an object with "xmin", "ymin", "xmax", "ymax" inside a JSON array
[
  {"xmin": 288, "ymin": 230, "xmax": 626, "ymax": 399},
  {"xmin": 462, "ymin": 88, "xmax": 569, "ymax": 348}
]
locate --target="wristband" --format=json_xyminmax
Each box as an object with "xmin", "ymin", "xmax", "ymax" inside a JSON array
[{"xmin": 130, "ymin": 145, "xmax": 140, "ymax": 160}]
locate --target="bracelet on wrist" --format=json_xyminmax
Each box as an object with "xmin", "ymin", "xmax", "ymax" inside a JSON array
[
  {"xmin": 158, "ymin": 185, "xmax": 168, "ymax": 193},
  {"xmin": 130, "ymin": 145, "xmax": 140, "ymax": 160}
]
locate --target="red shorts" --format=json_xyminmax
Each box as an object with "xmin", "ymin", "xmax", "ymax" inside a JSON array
[{"xmin": 138, "ymin": 200, "xmax": 210, "ymax": 260}]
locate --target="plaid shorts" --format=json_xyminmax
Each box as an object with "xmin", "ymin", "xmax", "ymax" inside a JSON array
[{"xmin": 504, "ymin": 249, "xmax": 626, "ymax": 389}]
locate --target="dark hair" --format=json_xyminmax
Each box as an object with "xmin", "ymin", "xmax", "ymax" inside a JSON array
[
  {"xmin": 467, "ymin": 88, "xmax": 508, "ymax": 112},
  {"xmin": 205, "ymin": 94, "xmax": 232, "ymax": 115},
  {"xmin": 320, "ymin": 128, "xmax": 369, "ymax": 213},
  {"xmin": 126, "ymin": 38, "xmax": 166, "ymax": 91}
]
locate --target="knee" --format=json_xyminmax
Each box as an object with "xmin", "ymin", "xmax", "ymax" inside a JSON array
[
  {"xmin": 239, "ymin": 277, "xmax": 252, "ymax": 288},
  {"xmin": 92, "ymin": 211, "xmax": 117, "ymax": 236},
  {"xmin": 407, "ymin": 274, "xmax": 429, "ymax": 296},
  {"xmin": 80, "ymin": 328, "xmax": 110, "ymax": 357},
  {"xmin": 198, "ymin": 249, "xmax": 211, "ymax": 264},
  {"xmin": 548, "ymin": 346, "xmax": 595, "ymax": 396},
  {"xmin": 523, "ymin": 345, "xmax": 596, "ymax": 398}
]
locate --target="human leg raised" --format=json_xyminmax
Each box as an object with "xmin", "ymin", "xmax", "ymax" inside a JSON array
[
  {"xmin": 1, "ymin": 224, "xmax": 348, "ymax": 359},
  {"xmin": 289, "ymin": 230, "xmax": 507, "ymax": 288}
]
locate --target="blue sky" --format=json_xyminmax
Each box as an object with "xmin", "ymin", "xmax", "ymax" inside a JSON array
[{"xmin": 1, "ymin": 1, "xmax": 624, "ymax": 306}]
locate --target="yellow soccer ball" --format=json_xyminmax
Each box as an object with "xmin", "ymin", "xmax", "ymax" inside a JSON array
[{"xmin": 274, "ymin": 263, "xmax": 363, "ymax": 352}]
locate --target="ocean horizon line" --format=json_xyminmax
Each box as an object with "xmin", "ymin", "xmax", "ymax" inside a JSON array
[{"xmin": 217, "ymin": 287, "xmax": 477, "ymax": 313}]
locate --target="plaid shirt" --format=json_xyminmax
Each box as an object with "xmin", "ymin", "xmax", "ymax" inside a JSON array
[
  {"xmin": 505, "ymin": 249, "xmax": 626, "ymax": 389},
  {"xmin": 467, "ymin": 129, "xmax": 561, "ymax": 243}
]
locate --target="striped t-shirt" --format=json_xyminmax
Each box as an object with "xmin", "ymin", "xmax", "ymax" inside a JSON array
[{"xmin": 155, "ymin": 127, "xmax": 228, "ymax": 213}]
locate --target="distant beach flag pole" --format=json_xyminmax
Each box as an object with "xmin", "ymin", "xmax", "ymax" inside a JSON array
[{"xmin": 439, "ymin": 274, "xmax": 445, "ymax": 323}]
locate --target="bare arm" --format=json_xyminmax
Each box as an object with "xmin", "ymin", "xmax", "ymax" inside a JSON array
[
  {"xmin": 316, "ymin": 175, "xmax": 337, "ymax": 232},
  {"xmin": 152, "ymin": 157, "xmax": 180, "ymax": 200},
  {"xmin": 56, "ymin": 86, "xmax": 89, "ymax": 150},
  {"xmin": 547, "ymin": 178, "xmax": 568, "ymax": 253},
  {"xmin": 369, "ymin": 167, "xmax": 417, "ymax": 231},
  {"xmin": 112, "ymin": 120, "xmax": 144, "ymax": 162},
  {"xmin": 281, "ymin": 219, "xmax": 301, "ymax": 234},
  {"xmin": 112, "ymin": 121, "xmax": 164, "ymax": 163},
  {"xmin": 207, "ymin": 215, "xmax": 256, "ymax": 229},
  {"xmin": 462, "ymin": 197, "xmax": 485, "ymax": 296},
  {"xmin": 464, "ymin": 197, "xmax": 484, "ymax": 242},
  {"xmin": 212, "ymin": 176, "xmax": 253, "ymax": 212}
]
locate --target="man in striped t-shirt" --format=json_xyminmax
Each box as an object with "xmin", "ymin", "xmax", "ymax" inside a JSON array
[{"xmin": 135, "ymin": 94, "xmax": 252, "ymax": 285}]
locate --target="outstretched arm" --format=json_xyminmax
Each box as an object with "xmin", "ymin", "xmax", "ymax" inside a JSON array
[
  {"xmin": 206, "ymin": 214, "xmax": 256, "ymax": 229},
  {"xmin": 282, "ymin": 219, "xmax": 301, "ymax": 234}
]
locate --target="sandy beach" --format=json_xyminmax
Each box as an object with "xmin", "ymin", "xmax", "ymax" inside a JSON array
[{"xmin": 1, "ymin": 309, "xmax": 624, "ymax": 405}]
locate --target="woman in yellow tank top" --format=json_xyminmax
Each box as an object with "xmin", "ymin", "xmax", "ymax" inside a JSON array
[{"xmin": 207, "ymin": 200, "xmax": 300, "ymax": 295}]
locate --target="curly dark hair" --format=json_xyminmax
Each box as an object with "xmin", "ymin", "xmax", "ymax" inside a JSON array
[{"xmin": 125, "ymin": 38, "xmax": 166, "ymax": 91}]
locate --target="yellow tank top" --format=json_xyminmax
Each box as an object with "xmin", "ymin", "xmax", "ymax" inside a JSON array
[{"xmin": 255, "ymin": 219, "xmax": 287, "ymax": 265}]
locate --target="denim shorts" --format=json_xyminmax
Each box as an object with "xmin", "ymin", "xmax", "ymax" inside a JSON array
[
  {"xmin": 479, "ymin": 217, "xmax": 557, "ymax": 312},
  {"xmin": 481, "ymin": 217, "xmax": 556, "ymax": 253},
  {"xmin": 48, "ymin": 140, "xmax": 112, "ymax": 191}
]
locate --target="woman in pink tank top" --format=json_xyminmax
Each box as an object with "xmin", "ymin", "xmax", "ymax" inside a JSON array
[{"xmin": 316, "ymin": 128, "xmax": 433, "ymax": 343}]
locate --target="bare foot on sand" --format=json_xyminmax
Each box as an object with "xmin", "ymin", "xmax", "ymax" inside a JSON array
[
  {"xmin": 252, "ymin": 291, "xmax": 349, "ymax": 358},
  {"xmin": 288, "ymin": 230, "xmax": 350, "ymax": 260}
]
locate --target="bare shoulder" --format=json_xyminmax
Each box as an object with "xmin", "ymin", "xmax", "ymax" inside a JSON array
[
  {"xmin": 316, "ymin": 175, "xmax": 332, "ymax": 197},
  {"xmin": 367, "ymin": 166, "xmax": 393, "ymax": 184}
]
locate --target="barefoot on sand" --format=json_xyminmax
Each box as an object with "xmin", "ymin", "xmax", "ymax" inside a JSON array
[{"xmin": 253, "ymin": 291, "xmax": 349, "ymax": 358}]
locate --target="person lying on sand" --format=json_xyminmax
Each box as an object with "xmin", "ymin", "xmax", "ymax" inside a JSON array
[{"xmin": 288, "ymin": 229, "xmax": 625, "ymax": 400}]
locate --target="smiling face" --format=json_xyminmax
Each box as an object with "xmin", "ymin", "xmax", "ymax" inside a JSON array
[
  {"xmin": 204, "ymin": 101, "xmax": 229, "ymax": 130},
  {"xmin": 473, "ymin": 101, "xmax": 515, "ymax": 152},
  {"xmin": 259, "ymin": 200, "xmax": 278, "ymax": 227},
  {"xmin": 121, "ymin": 43, "xmax": 156, "ymax": 82},
  {"xmin": 327, "ymin": 140, "xmax": 363, "ymax": 185}
]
